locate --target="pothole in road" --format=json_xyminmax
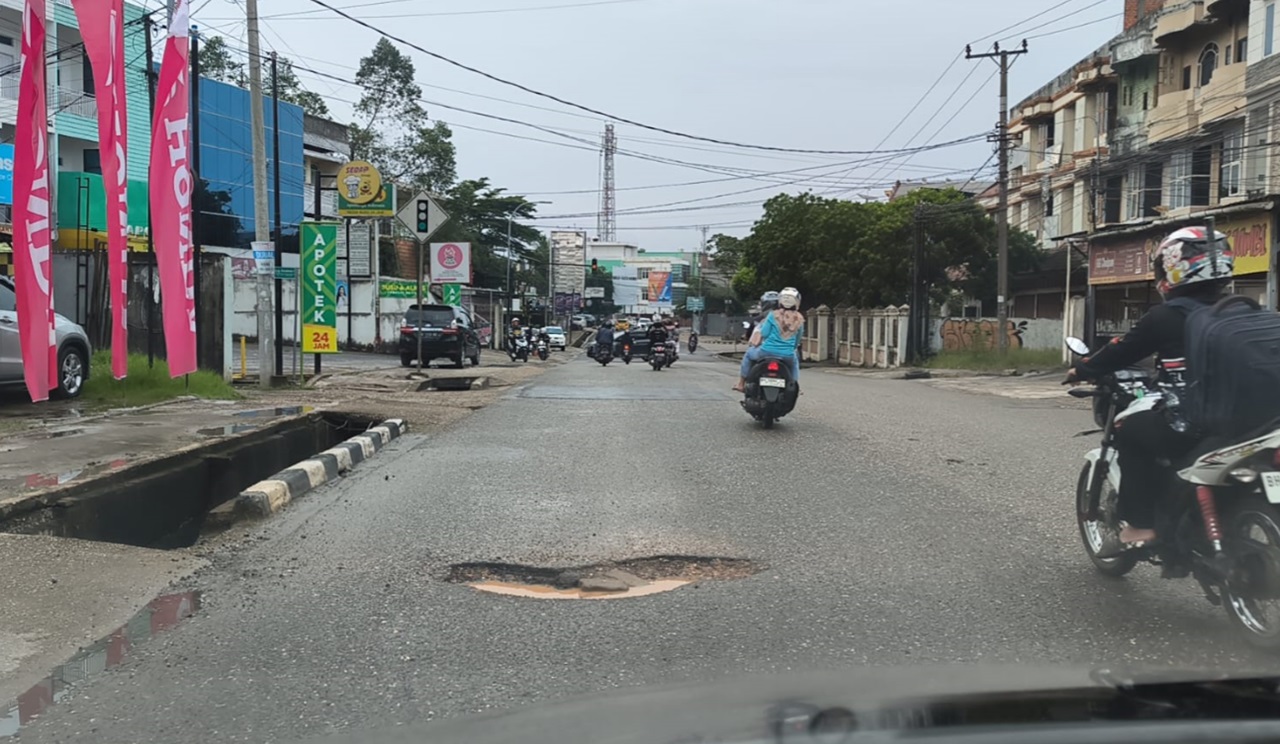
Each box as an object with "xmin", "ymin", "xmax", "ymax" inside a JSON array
[{"xmin": 446, "ymin": 555, "xmax": 760, "ymax": 600}]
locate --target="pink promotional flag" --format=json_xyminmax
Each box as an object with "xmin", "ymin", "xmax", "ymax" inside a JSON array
[
  {"xmin": 12, "ymin": 0, "xmax": 56, "ymax": 402},
  {"xmin": 148, "ymin": 0, "xmax": 196, "ymax": 377},
  {"xmin": 71, "ymin": 0, "xmax": 129, "ymax": 380}
]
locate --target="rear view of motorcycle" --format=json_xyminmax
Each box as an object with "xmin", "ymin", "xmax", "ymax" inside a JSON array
[
  {"xmin": 740, "ymin": 356, "xmax": 798, "ymax": 429},
  {"xmin": 649, "ymin": 342, "xmax": 667, "ymax": 371},
  {"xmin": 1067, "ymin": 335, "xmax": 1280, "ymax": 649}
]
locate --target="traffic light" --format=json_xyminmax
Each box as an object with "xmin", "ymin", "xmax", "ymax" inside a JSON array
[{"xmin": 416, "ymin": 199, "xmax": 430, "ymax": 233}]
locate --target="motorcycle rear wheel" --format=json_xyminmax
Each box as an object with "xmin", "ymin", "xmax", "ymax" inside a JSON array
[
  {"xmin": 1221, "ymin": 497, "xmax": 1280, "ymax": 650},
  {"xmin": 1076, "ymin": 463, "xmax": 1139, "ymax": 577}
]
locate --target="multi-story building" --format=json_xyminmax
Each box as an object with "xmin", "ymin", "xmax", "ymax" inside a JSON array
[
  {"xmin": 1085, "ymin": 0, "xmax": 1265, "ymax": 338},
  {"xmin": 303, "ymin": 113, "xmax": 348, "ymax": 222}
]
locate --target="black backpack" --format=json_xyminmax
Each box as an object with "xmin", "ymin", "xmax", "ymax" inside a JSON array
[{"xmin": 1168, "ymin": 295, "xmax": 1280, "ymax": 439}]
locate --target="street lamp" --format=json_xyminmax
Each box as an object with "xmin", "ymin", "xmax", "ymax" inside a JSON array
[{"xmin": 506, "ymin": 200, "xmax": 552, "ymax": 312}]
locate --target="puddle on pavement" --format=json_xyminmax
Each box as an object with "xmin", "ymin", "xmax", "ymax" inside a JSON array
[
  {"xmin": 448, "ymin": 556, "xmax": 760, "ymax": 601},
  {"xmin": 233, "ymin": 405, "xmax": 314, "ymax": 419},
  {"xmin": 0, "ymin": 591, "xmax": 199, "ymax": 738},
  {"xmin": 0, "ymin": 459, "xmax": 132, "ymax": 493}
]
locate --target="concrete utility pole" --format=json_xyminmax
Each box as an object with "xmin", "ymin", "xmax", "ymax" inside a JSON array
[
  {"xmin": 966, "ymin": 40, "xmax": 1027, "ymax": 356},
  {"xmin": 246, "ymin": 0, "xmax": 273, "ymax": 383}
]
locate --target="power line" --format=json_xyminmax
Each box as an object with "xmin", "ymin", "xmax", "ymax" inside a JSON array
[
  {"xmin": 301, "ymin": 0, "xmax": 988, "ymax": 155},
  {"xmin": 210, "ymin": 0, "xmax": 652, "ymax": 21}
]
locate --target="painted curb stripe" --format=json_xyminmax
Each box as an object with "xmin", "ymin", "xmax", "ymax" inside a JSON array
[
  {"xmin": 274, "ymin": 468, "xmax": 314, "ymax": 500},
  {"xmin": 351, "ymin": 435, "xmax": 377, "ymax": 458},
  {"xmin": 240, "ymin": 480, "xmax": 290, "ymax": 516},
  {"xmin": 321, "ymin": 447, "xmax": 353, "ymax": 472},
  {"xmin": 337, "ymin": 441, "xmax": 366, "ymax": 465}
]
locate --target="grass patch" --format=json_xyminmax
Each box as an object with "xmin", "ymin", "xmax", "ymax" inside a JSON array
[
  {"xmin": 925, "ymin": 346, "xmax": 1066, "ymax": 373},
  {"xmin": 82, "ymin": 351, "xmax": 241, "ymax": 407}
]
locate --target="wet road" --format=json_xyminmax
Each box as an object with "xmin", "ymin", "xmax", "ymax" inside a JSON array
[{"xmin": 15, "ymin": 350, "xmax": 1272, "ymax": 742}]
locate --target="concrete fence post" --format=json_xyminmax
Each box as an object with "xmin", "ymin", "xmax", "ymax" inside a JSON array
[
  {"xmin": 895, "ymin": 305, "xmax": 910, "ymax": 367},
  {"xmin": 870, "ymin": 308, "xmax": 882, "ymax": 368},
  {"xmin": 815, "ymin": 305, "xmax": 832, "ymax": 361}
]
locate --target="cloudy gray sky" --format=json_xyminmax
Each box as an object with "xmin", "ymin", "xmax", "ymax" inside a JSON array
[{"xmin": 183, "ymin": 0, "xmax": 1121, "ymax": 252}]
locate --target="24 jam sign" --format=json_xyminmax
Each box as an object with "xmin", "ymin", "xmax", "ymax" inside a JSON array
[{"xmin": 429, "ymin": 241, "xmax": 471, "ymax": 285}]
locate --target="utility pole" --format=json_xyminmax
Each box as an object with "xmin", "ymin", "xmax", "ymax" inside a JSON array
[
  {"xmin": 245, "ymin": 0, "xmax": 273, "ymax": 384},
  {"xmin": 271, "ymin": 51, "xmax": 283, "ymax": 377},
  {"xmin": 698, "ymin": 226, "xmax": 708, "ymax": 335},
  {"xmin": 143, "ymin": 14, "xmax": 157, "ymax": 369},
  {"xmin": 966, "ymin": 40, "xmax": 1028, "ymax": 356}
]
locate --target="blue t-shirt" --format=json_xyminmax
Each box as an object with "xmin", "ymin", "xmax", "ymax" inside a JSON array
[{"xmin": 759, "ymin": 312, "xmax": 802, "ymax": 357}]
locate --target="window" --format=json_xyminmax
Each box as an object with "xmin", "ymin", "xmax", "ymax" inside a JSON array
[
  {"xmin": 1044, "ymin": 118, "xmax": 1056, "ymax": 148},
  {"xmin": 1104, "ymin": 176, "xmax": 1123, "ymax": 224},
  {"xmin": 1199, "ymin": 43, "xmax": 1218, "ymax": 87},
  {"xmin": 1044, "ymin": 191, "xmax": 1054, "ymax": 216},
  {"xmin": 1123, "ymin": 85, "xmax": 1133, "ymax": 106},
  {"xmin": 1221, "ymin": 129, "xmax": 1243, "ymax": 198},
  {"xmin": 1239, "ymin": 37, "xmax": 1249, "ymax": 64},
  {"xmin": 1182, "ymin": 65, "xmax": 1193, "ymax": 90},
  {"xmin": 1142, "ymin": 91, "xmax": 1149, "ymax": 111},
  {"xmin": 0, "ymin": 281, "xmax": 14, "ymax": 312},
  {"xmin": 1268, "ymin": 3, "xmax": 1276, "ymax": 57},
  {"xmin": 82, "ymin": 56, "xmax": 94, "ymax": 95},
  {"xmin": 1168, "ymin": 151, "xmax": 1191, "ymax": 209},
  {"xmin": 1226, "ymin": 44, "xmax": 1232, "ymax": 66},
  {"xmin": 1143, "ymin": 161, "xmax": 1163, "ymax": 217},
  {"xmin": 84, "ymin": 149, "xmax": 101, "ymax": 175},
  {"xmin": 1191, "ymin": 145, "xmax": 1212, "ymax": 205}
]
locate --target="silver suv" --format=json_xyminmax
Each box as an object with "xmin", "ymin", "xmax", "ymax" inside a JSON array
[{"xmin": 0, "ymin": 275, "xmax": 91, "ymax": 398}]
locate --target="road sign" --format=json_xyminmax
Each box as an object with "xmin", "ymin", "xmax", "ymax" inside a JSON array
[
  {"xmin": 252, "ymin": 241, "xmax": 274, "ymax": 275},
  {"xmin": 441, "ymin": 283, "xmax": 462, "ymax": 305},
  {"xmin": 301, "ymin": 222, "xmax": 340, "ymax": 354},
  {"xmin": 583, "ymin": 286, "xmax": 605, "ymax": 298},
  {"xmin": 687, "ymin": 296, "xmax": 705, "ymax": 312},
  {"xmin": 429, "ymin": 242, "xmax": 471, "ymax": 284},
  {"xmin": 397, "ymin": 190, "xmax": 449, "ymax": 242},
  {"xmin": 274, "ymin": 266, "xmax": 297, "ymax": 280}
]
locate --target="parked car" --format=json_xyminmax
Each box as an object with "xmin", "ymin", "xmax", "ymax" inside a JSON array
[
  {"xmin": 570, "ymin": 315, "xmax": 585, "ymax": 331},
  {"xmin": 0, "ymin": 275, "xmax": 91, "ymax": 398},
  {"xmin": 398, "ymin": 303, "xmax": 482, "ymax": 369},
  {"xmin": 543, "ymin": 326, "xmax": 567, "ymax": 350}
]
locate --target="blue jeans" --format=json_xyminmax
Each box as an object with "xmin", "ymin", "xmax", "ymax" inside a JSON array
[{"xmin": 741, "ymin": 346, "xmax": 800, "ymax": 380}]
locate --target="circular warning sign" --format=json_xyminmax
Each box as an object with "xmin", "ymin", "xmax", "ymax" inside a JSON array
[
  {"xmin": 336, "ymin": 160, "xmax": 383, "ymax": 205},
  {"xmin": 437, "ymin": 243, "xmax": 464, "ymax": 270}
]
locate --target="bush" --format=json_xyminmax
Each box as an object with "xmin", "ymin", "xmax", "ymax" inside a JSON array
[{"xmin": 82, "ymin": 351, "xmax": 240, "ymax": 407}]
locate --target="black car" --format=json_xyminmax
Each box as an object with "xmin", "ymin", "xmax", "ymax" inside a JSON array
[{"xmin": 399, "ymin": 304, "xmax": 482, "ymax": 368}]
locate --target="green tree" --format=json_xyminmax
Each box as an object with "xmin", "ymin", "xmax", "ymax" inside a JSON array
[
  {"xmin": 195, "ymin": 35, "xmax": 242, "ymax": 84},
  {"xmin": 193, "ymin": 178, "xmax": 242, "ymax": 248},
  {"xmin": 351, "ymin": 38, "xmax": 457, "ymax": 192},
  {"xmin": 268, "ymin": 57, "xmax": 329, "ymax": 118},
  {"xmin": 420, "ymin": 178, "xmax": 542, "ymax": 290}
]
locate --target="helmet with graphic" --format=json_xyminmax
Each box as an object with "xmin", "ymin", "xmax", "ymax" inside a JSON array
[
  {"xmin": 1151, "ymin": 226, "xmax": 1233, "ymax": 296},
  {"xmin": 778, "ymin": 287, "xmax": 801, "ymax": 310},
  {"xmin": 759, "ymin": 291, "xmax": 781, "ymax": 313}
]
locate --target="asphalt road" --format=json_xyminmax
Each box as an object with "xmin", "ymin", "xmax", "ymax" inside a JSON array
[{"xmin": 15, "ymin": 349, "xmax": 1275, "ymax": 742}]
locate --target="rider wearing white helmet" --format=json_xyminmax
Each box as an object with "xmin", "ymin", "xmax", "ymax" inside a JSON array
[
  {"xmin": 735, "ymin": 287, "xmax": 805, "ymax": 392},
  {"xmin": 1067, "ymin": 226, "xmax": 1233, "ymax": 554}
]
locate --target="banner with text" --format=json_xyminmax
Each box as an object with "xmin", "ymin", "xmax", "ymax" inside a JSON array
[{"xmin": 301, "ymin": 222, "xmax": 339, "ymax": 354}]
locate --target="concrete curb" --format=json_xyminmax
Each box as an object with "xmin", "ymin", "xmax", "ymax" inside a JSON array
[{"xmin": 215, "ymin": 418, "xmax": 408, "ymax": 522}]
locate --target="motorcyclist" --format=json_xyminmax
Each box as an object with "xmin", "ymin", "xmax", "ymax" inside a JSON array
[
  {"xmin": 1066, "ymin": 226, "xmax": 1233, "ymax": 553},
  {"xmin": 506, "ymin": 317, "xmax": 526, "ymax": 355},
  {"xmin": 595, "ymin": 323, "xmax": 615, "ymax": 357},
  {"xmin": 735, "ymin": 288, "xmax": 804, "ymax": 392},
  {"xmin": 646, "ymin": 316, "xmax": 669, "ymax": 360},
  {"xmin": 666, "ymin": 318, "xmax": 681, "ymax": 356},
  {"xmin": 743, "ymin": 292, "xmax": 778, "ymax": 345}
]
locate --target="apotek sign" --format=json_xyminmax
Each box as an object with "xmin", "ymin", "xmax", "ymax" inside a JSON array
[
  {"xmin": 301, "ymin": 222, "xmax": 340, "ymax": 354},
  {"xmin": 430, "ymin": 241, "xmax": 471, "ymax": 284}
]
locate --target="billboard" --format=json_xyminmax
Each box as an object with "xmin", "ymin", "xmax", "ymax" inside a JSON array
[{"xmin": 549, "ymin": 230, "xmax": 587, "ymax": 296}]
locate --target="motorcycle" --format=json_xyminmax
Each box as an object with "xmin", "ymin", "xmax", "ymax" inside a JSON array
[
  {"xmin": 597, "ymin": 342, "xmax": 613, "ymax": 366},
  {"xmin": 536, "ymin": 338, "xmax": 549, "ymax": 361},
  {"xmin": 510, "ymin": 336, "xmax": 530, "ymax": 363},
  {"xmin": 740, "ymin": 355, "xmax": 798, "ymax": 429},
  {"xmin": 1067, "ymin": 336, "xmax": 1280, "ymax": 649},
  {"xmin": 622, "ymin": 342, "xmax": 633, "ymax": 365},
  {"xmin": 688, "ymin": 332, "xmax": 699, "ymax": 353},
  {"xmin": 649, "ymin": 342, "xmax": 668, "ymax": 371}
]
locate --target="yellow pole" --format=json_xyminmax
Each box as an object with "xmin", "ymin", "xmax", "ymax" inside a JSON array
[{"xmin": 240, "ymin": 336, "xmax": 247, "ymax": 379}]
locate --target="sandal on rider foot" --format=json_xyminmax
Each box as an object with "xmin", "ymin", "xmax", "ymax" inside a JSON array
[{"xmin": 1095, "ymin": 535, "xmax": 1148, "ymax": 560}]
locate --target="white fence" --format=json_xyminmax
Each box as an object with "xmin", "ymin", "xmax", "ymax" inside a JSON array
[{"xmin": 802, "ymin": 305, "xmax": 910, "ymax": 368}]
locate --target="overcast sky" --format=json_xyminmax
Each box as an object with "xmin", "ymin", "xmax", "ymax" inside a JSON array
[{"xmin": 181, "ymin": 0, "xmax": 1122, "ymax": 252}]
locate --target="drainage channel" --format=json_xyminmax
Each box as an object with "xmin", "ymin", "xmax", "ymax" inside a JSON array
[{"xmin": 0, "ymin": 411, "xmax": 378, "ymax": 550}]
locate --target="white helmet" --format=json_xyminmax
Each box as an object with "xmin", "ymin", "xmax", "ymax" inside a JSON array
[
  {"xmin": 1152, "ymin": 226, "xmax": 1233, "ymax": 296},
  {"xmin": 778, "ymin": 287, "xmax": 801, "ymax": 310}
]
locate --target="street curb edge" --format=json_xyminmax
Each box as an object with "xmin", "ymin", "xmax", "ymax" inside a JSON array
[{"xmin": 216, "ymin": 418, "xmax": 407, "ymax": 522}]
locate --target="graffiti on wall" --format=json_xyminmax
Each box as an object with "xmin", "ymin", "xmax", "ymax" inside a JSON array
[{"xmin": 940, "ymin": 318, "xmax": 1027, "ymax": 351}]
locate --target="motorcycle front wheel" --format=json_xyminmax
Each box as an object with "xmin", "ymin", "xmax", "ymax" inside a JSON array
[
  {"xmin": 1222, "ymin": 497, "xmax": 1280, "ymax": 650},
  {"xmin": 1076, "ymin": 463, "xmax": 1139, "ymax": 577}
]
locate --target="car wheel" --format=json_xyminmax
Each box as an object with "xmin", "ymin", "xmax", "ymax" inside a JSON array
[
  {"xmin": 53, "ymin": 344, "xmax": 86, "ymax": 399},
  {"xmin": 401, "ymin": 354, "xmax": 414, "ymax": 367}
]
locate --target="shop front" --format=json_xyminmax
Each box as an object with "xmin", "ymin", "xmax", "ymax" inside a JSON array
[{"xmin": 1086, "ymin": 209, "xmax": 1273, "ymax": 343}]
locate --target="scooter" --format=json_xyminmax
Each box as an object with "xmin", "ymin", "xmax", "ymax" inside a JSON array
[
  {"xmin": 649, "ymin": 342, "xmax": 668, "ymax": 371},
  {"xmin": 536, "ymin": 338, "xmax": 549, "ymax": 361},
  {"xmin": 597, "ymin": 343, "xmax": 613, "ymax": 366},
  {"xmin": 622, "ymin": 342, "xmax": 633, "ymax": 365},
  {"xmin": 688, "ymin": 332, "xmax": 699, "ymax": 353},
  {"xmin": 740, "ymin": 356, "xmax": 798, "ymax": 429},
  {"xmin": 1067, "ymin": 336, "xmax": 1280, "ymax": 649},
  {"xmin": 510, "ymin": 336, "xmax": 530, "ymax": 363}
]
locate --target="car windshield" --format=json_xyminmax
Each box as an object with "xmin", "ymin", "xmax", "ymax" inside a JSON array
[
  {"xmin": 15, "ymin": 5, "xmax": 1280, "ymax": 744},
  {"xmin": 404, "ymin": 308, "xmax": 456, "ymax": 327}
]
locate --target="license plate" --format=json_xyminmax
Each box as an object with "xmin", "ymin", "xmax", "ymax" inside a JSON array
[
  {"xmin": 1264, "ymin": 472, "xmax": 1280, "ymax": 504},
  {"xmin": 759, "ymin": 377, "xmax": 786, "ymax": 388}
]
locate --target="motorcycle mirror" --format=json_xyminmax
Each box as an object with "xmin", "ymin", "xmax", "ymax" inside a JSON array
[{"xmin": 1065, "ymin": 337, "xmax": 1090, "ymax": 356}]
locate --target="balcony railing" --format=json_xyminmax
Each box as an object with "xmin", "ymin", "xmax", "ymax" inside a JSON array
[{"xmin": 0, "ymin": 78, "xmax": 96, "ymax": 119}]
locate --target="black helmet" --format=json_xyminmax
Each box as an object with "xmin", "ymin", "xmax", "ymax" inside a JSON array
[{"xmin": 759, "ymin": 291, "xmax": 780, "ymax": 313}]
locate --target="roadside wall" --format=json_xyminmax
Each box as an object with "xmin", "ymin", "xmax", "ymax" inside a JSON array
[{"xmin": 928, "ymin": 317, "xmax": 1062, "ymax": 352}]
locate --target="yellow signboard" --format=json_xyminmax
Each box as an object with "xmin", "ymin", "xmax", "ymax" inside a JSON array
[
  {"xmin": 336, "ymin": 160, "xmax": 382, "ymax": 205},
  {"xmin": 302, "ymin": 323, "xmax": 337, "ymax": 353},
  {"xmin": 1218, "ymin": 213, "xmax": 1271, "ymax": 276}
]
